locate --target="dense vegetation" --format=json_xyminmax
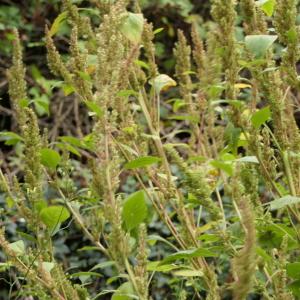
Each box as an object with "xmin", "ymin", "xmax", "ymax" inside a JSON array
[{"xmin": 2, "ymin": 0, "xmax": 300, "ymax": 299}]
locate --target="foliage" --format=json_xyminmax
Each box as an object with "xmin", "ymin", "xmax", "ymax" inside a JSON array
[{"xmin": 2, "ymin": 0, "xmax": 300, "ymax": 299}]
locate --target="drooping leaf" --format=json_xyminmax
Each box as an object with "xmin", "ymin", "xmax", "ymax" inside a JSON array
[
  {"xmin": 40, "ymin": 148, "xmax": 61, "ymax": 169},
  {"xmin": 120, "ymin": 13, "xmax": 144, "ymax": 43},
  {"xmin": 40, "ymin": 205, "xmax": 70, "ymax": 231},
  {"xmin": 152, "ymin": 74, "xmax": 177, "ymax": 93},
  {"xmin": 269, "ymin": 195, "xmax": 300, "ymax": 211},
  {"xmin": 251, "ymin": 106, "xmax": 271, "ymax": 129},
  {"xmin": 124, "ymin": 156, "xmax": 161, "ymax": 169},
  {"xmin": 245, "ymin": 35, "xmax": 277, "ymax": 58},
  {"xmin": 122, "ymin": 191, "xmax": 148, "ymax": 231}
]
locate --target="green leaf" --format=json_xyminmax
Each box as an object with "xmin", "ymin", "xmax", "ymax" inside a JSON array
[
  {"xmin": 90, "ymin": 261, "xmax": 116, "ymax": 271},
  {"xmin": 287, "ymin": 263, "xmax": 300, "ymax": 279},
  {"xmin": 173, "ymin": 269, "xmax": 204, "ymax": 277},
  {"xmin": 17, "ymin": 231, "xmax": 37, "ymax": 243},
  {"xmin": 42, "ymin": 262, "xmax": 55, "ymax": 273},
  {"xmin": 160, "ymin": 248, "xmax": 217, "ymax": 265},
  {"xmin": 112, "ymin": 282, "xmax": 137, "ymax": 300},
  {"xmin": 210, "ymin": 160, "xmax": 233, "ymax": 176},
  {"xmin": 147, "ymin": 261, "xmax": 179, "ymax": 272},
  {"xmin": 40, "ymin": 205, "xmax": 70, "ymax": 231},
  {"xmin": 151, "ymin": 74, "xmax": 177, "ymax": 93},
  {"xmin": 168, "ymin": 115, "xmax": 199, "ymax": 123},
  {"xmin": 8, "ymin": 240, "xmax": 25, "ymax": 256},
  {"xmin": 40, "ymin": 148, "xmax": 61, "ymax": 169},
  {"xmin": 120, "ymin": 13, "xmax": 144, "ymax": 43},
  {"xmin": 62, "ymin": 84, "xmax": 75, "ymax": 96},
  {"xmin": 288, "ymin": 279, "xmax": 300, "ymax": 298},
  {"xmin": 117, "ymin": 89, "xmax": 138, "ymax": 98},
  {"xmin": 234, "ymin": 156, "xmax": 259, "ymax": 164},
  {"xmin": 256, "ymin": 0, "xmax": 276, "ymax": 17},
  {"xmin": 124, "ymin": 156, "xmax": 161, "ymax": 169},
  {"xmin": 245, "ymin": 35, "xmax": 277, "ymax": 58},
  {"xmin": 77, "ymin": 71, "xmax": 91, "ymax": 82},
  {"xmin": 49, "ymin": 12, "xmax": 68, "ymax": 37},
  {"xmin": 84, "ymin": 100, "xmax": 103, "ymax": 117},
  {"xmin": 224, "ymin": 122, "xmax": 242, "ymax": 155},
  {"xmin": 56, "ymin": 142, "xmax": 81, "ymax": 157},
  {"xmin": 69, "ymin": 271, "xmax": 102, "ymax": 279},
  {"xmin": 269, "ymin": 195, "xmax": 300, "ymax": 211},
  {"xmin": 122, "ymin": 191, "xmax": 148, "ymax": 231},
  {"xmin": 0, "ymin": 131, "xmax": 23, "ymax": 146},
  {"xmin": 251, "ymin": 106, "xmax": 271, "ymax": 129}
]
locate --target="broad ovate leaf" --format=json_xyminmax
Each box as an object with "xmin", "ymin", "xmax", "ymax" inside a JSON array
[
  {"xmin": 40, "ymin": 205, "xmax": 70, "ymax": 231},
  {"xmin": 120, "ymin": 12, "xmax": 144, "ymax": 43},
  {"xmin": 152, "ymin": 74, "xmax": 177, "ymax": 93},
  {"xmin": 251, "ymin": 106, "xmax": 271, "ymax": 129},
  {"xmin": 256, "ymin": 0, "xmax": 276, "ymax": 17},
  {"xmin": 122, "ymin": 191, "xmax": 148, "ymax": 231},
  {"xmin": 245, "ymin": 35, "xmax": 277, "ymax": 58},
  {"xmin": 40, "ymin": 148, "xmax": 61, "ymax": 169}
]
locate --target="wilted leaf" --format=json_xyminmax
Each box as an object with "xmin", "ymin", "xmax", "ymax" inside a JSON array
[
  {"xmin": 152, "ymin": 74, "xmax": 177, "ymax": 93},
  {"xmin": 234, "ymin": 83, "xmax": 252, "ymax": 89}
]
